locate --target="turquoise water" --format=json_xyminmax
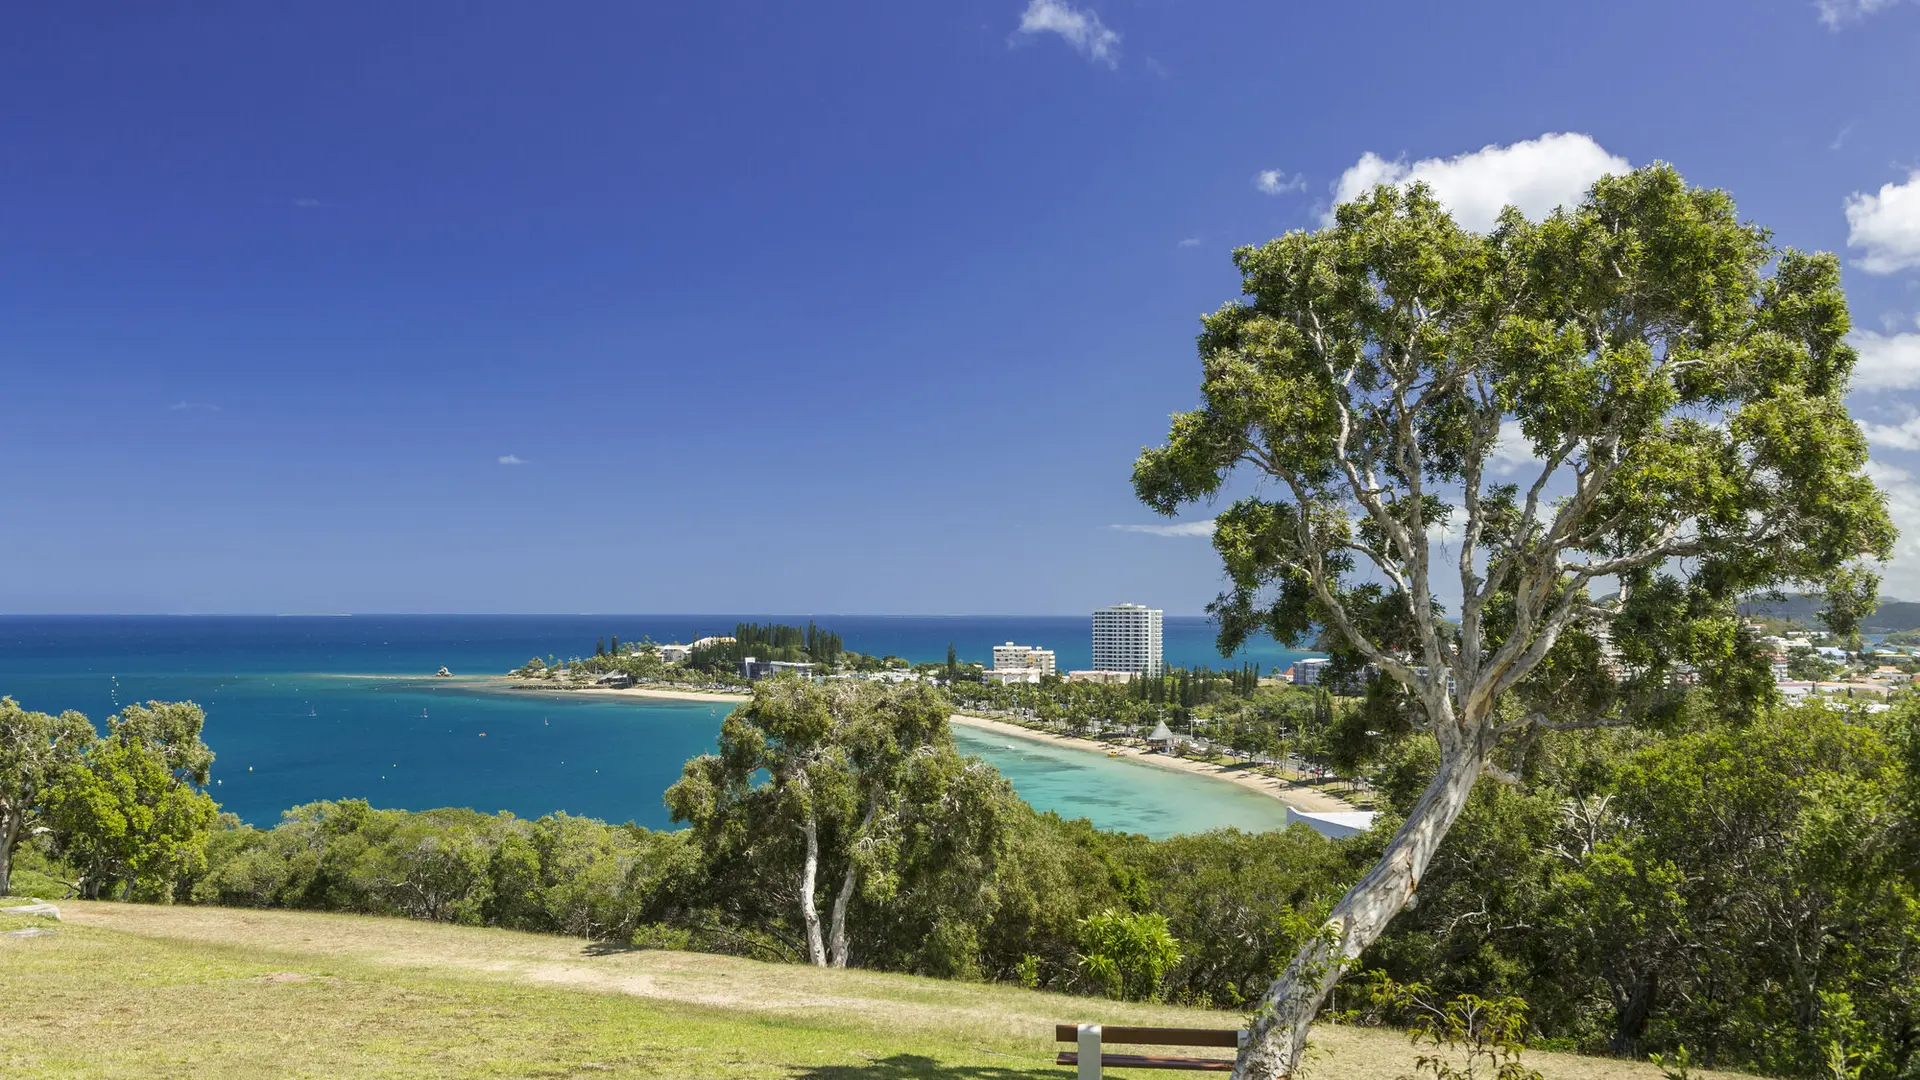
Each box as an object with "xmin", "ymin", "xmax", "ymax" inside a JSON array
[
  {"xmin": 950, "ymin": 726, "xmax": 1292, "ymax": 835},
  {"xmin": 0, "ymin": 616, "xmax": 1311, "ymax": 838}
]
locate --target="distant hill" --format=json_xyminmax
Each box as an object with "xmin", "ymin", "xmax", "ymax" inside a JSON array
[{"xmin": 1738, "ymin": 593, "xmax": 1920, "ymax": 633}]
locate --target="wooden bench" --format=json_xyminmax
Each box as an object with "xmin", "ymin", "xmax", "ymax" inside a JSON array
[{"xmin": 1053, "ymin": 1024, "xmax": 1244, "ymax": 1076}]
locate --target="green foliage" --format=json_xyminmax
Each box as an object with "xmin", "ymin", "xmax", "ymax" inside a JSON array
[
  {"xmin": 1075, "ymin": 908, "xmax": 1183, "ymax": 1002},
  {"xmin": 1363, "ymin": 974, "xmax": 1543, "ymax": 1080},
  {"xmin": 666, "ymin": 679, "xmax": 1017, "ymax": 970},
  {"xmin": 1648, "ymin": 1045, "xmax": 1693, "ymax": 1080},
  {"xmin": 44, "ymin": 703, "xmax": 219, "ymax": 901},
  {"xmin": 0, "ymin": 696, "xmax": 97, "ymax": 895}
]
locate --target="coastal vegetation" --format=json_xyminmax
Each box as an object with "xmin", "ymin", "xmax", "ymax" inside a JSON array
[
  {"xmin": 1132, "ymin": 163, "xmax": 1895, "ymax": 1075},
  {"xmin": 8, "ymin": 678, "xmax": 1920, "ymax": 1077}
]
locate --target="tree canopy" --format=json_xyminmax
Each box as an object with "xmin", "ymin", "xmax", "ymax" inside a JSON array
[
  {"xmin": 0, "ymin": 697, "xmax": 97, "ymax": 896},
  {"xmin": 1134, "ymin": 163, "xmax": 1894, "ymax": 1078}
]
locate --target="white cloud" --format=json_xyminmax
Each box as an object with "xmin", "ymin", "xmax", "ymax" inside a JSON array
[
  {"xmin": 1488, "ymin": 419, "xmax": 1541, "ymax": 476},
  {"xmin": 1845, "ymin": 171, "xmax": 1920, "ymax": 274},
  {"xmin": 1850, "ymin": 328, "xmax": 1920, "ymax": 389},
  {"xmin": 168, "ymin": 401, "xmax": 220, "ymax": 413},
  {"xmin": 498, "ymin": 454, "xmax": 528, "ymax": 466},
  {"xmin": 1867, "ymin": 459, "xmax": 1920, "ymax": 598},
  {"xmin": 1110, "ymin": 520, "xmax": 1216, "ymax": 538},
  {"xmin": 1326, "ymin": 133, "xmax": 1629, "ymax": 233},
  {"xmin": 1831, "ymin": 122, "xmax": 1856, "ymax": 151},
  {"xmin": 1012, "ymin": 0, "xmax": 1120, "ymax": 67},
  {"xmin": 1862, "ymin": 414, "xmax": 1920, "ymax": 450},
  {"xmin": 1255, "ymin": 169, "xmax": 1305, "ymax": 196},
  {"xmin": 1177, "ymin": 236, "xmax": 1201, "ymax": 248},
  {"xmin": 292, "ymin": 197, "xmax": 323, "ymax": 209},
  {"xmin": 1817, "ymin": 0, "xmax": 1904, "ymax": 29}
]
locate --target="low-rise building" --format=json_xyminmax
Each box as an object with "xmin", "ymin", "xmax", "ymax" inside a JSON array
[
  {"xmin": 991, "ymin": 642, "xmax": 1057, "ymax": 676},
  {"xmin": 657, "ymin": 644, "xmax": 692, "ymax": 664},
  {"xmin": 1066, "ymin": 669, "xmax": 1139, "ymax": 685},
  {"xmin": 741, "ymin": 657, "xmax": 815, "ymax": 681},
  {"xmin": 691, "ymin": 636, "xmax": 736, "ymax": 650},
  {"xmin": 986, "ymin": 667, "xmax": 1043, "ymax": 685}
]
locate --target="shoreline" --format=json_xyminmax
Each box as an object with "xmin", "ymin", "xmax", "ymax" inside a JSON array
[
  {"xmin": 331, "ymin": 672, "xmax": 1354, "ymax": 815},
  {"xmin": 946, "ymin": 712, "xmax": 1358, "ymax": 815},
  {"xmin": 310, "ymin": 673, "xmax": 753, "ymax": 704}
]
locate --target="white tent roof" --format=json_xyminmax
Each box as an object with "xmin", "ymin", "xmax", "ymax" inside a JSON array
[{"xmin": 1147, "ymin": 719, "xmax": 1176, "ymax": 742}]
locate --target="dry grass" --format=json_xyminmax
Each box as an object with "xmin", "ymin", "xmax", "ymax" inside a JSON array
[{"xmin": 0, "ymin": 902, "xmax": 1758, "ymax": 1079}]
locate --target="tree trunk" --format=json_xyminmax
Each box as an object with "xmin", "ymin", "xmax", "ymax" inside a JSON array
[
  {"xmin": 826, "ymin": 797, "xmax": 880, "ymax": 969},
  {"xmin": 1608, "ymin": 970, "xmax": 1657, "ymax": 1058},
  {"xmin": 798, "ymin": 814, "xmax": 827, "ymax": 966},
  {"xmin": 0, "ymin": 810, "xmax": 19, "ymax": 896},
  {"xmin": 826, "ymin": 857, "xmax": 857, "ymax": 968},
  {"xmin": 1234, "ymin": 745, "xmax": 1486, "ymax": 1079}
]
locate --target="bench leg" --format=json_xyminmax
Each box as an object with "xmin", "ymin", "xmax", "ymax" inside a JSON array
[{"xmin": 1077, "ymin": 1024, "xmax": 1101, "ymax": 1080}]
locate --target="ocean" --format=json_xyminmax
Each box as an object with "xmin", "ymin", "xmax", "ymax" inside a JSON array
[{"xmin": 0, "ymin": 615, "xmax": 1316, "ymax": 838}]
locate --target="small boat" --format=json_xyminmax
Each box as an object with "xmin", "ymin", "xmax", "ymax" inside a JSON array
[
  {"xmin": 421, "ymin": 709, "xmax": 429, "ymax": 719},
  {"xmin": 309, "ymin": 706, "xmax": 317, "ymax": 717}
]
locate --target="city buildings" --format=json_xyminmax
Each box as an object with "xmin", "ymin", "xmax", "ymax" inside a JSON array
[
  {"xmin": 985, "ymin": 668, "xmax": 1043, "ymax": 685},
  {"xmin": 992, "ymin": 642, "xmax": 1057, "ymax": 676},
  {"xmin": 1092, "ymin": 603, "xmax": 1164, "ymax": 677}
]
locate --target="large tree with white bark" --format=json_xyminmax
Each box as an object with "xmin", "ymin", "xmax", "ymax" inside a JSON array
[{"xmin": 1133, "ymin": 163, "xmax": 1894, "ymax": 1078}]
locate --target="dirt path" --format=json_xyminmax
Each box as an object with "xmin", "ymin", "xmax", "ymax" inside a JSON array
[
  {"xmin": 52, "ymin": 902, "xmax": 1223, "ymax": 1042},
  {"xmin": 48, "ymin": 902, "xmax": 1732, "ymax": 1080}
]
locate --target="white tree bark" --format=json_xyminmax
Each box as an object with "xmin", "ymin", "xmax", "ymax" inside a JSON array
[
  {"xmin": 1234, "ymin": 742, "xmax": 1487, "ymax": 1079},
  {"xmin": 825, "ymin": 797, "xmax": 879, "ymax": 969},
  {"xmin": 826, "ymin": 857, "xmax": 857, "ymax": 968},
  {"xmin": 0, "ymin": 810, "xmax": 20, "ymax": 896},
  {"xmin": 798, "ymin": 812, "xmax": 827, "ymax": 967}
]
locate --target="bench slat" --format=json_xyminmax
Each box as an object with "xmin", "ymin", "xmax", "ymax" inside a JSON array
[
  {"xmin": 1056, "ymin": 1051, "xmax": 1234, "ymax": 1072},
  {"xmin": 1052, "ymin": 1025, "xmax": 1241, "ymax": 1048}
]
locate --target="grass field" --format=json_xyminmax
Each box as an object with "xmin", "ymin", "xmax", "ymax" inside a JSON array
[{"xmin": 0, "ymin": 902, "xmax": 1751, "ymax": 1079}]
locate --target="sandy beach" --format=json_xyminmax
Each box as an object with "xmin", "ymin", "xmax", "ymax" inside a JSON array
[
  {"xmin": 480, "ymin": 675, "xmax": 751, "ymax": 704},
  {"xmin": 947, "ymin": 712, "xmax": 1358, "ymax": 814}
]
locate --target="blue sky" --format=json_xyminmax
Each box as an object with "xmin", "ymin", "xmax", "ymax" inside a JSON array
[{"xmin": 4, "ymin": 1, "xmax": 1919, "ymax": 615}]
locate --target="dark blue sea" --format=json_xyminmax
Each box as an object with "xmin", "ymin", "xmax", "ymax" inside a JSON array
[{"xmin": 0, "ymin": 615, "xmax": 1315, "ymax": 838}]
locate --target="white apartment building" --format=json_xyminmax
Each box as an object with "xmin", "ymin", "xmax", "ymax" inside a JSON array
[
  {"xmin": 992, "ymin": 642, "xmax": 1057, "ymax": 676},
  {"xmin": 985, "ymin": 668, "xmax": 1043, "ymax": 685},
  {"xmin": 1290, "ymin": 657, "xmax": 1331, "ymax": 685},
  {"xmin": 1091, "ymin": 604, "xmax": 1164, "ymax": 677}
]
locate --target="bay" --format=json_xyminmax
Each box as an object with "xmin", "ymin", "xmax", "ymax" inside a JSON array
[{"xmin": 0, "ymin": 615, "xmax": 1313, "ymax": 838}]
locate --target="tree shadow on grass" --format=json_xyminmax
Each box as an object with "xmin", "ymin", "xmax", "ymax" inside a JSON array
[
  {"xmin": 580, "ymin": 940, "xmax": 639, "ymax": 957},
  {"xmin": 791, "ymin": 1054, "xmax": 1060, "ymax": 1079}
]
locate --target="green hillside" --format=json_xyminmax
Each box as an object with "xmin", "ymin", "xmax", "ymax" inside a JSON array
[
  {"xmin": 0, "ymin": 902, "xmax": 1752, "ymax": 1080},
  {"xmin": 1738, "ymin": 593, "xmax": 1920, "ymax": 632}
]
